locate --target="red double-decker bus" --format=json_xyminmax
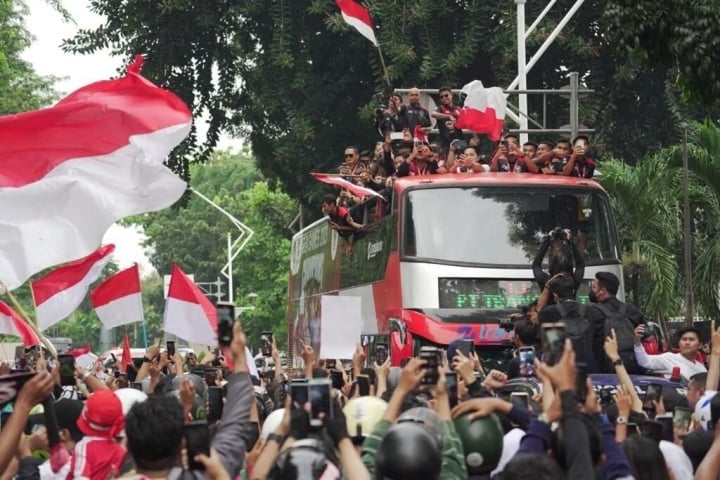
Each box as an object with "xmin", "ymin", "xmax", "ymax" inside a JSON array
[{"xmin": 287, "ymin": 173, "xmax": 623, "ymax": 370}]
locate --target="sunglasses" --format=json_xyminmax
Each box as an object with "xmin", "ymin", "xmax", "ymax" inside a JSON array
[
  {"xmin": 344, "ymin": 153, "xmax": 355, "ymax": 158},
  {"xmin": 440, "ymin": 93, "xmax": 452, "ymax": 98}
]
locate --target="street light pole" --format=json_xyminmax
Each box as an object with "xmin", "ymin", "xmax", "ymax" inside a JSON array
[{"xmin": 682, "ymin": 122, "xmax": 694, "ymax": 326}]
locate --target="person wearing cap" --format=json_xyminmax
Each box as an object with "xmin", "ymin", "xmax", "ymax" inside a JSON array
[
  {"xmin": 66, "ymin": 389, "xmax": 127, "ymax": 480},
  {"xmin": 633, "ymin": 325, "xmax": 707, "ymax": 380}
]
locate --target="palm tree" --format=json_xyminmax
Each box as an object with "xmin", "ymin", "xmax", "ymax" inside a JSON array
[
  {"xmin": 666, "ymin": 121, "xmax": 720, "ymax": 317},
  {"xmin": 599, "ymin": 154, "xmax": 683, "ymax": 321}
]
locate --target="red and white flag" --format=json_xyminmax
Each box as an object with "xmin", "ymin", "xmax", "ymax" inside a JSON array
[
  {"xmin": 311, "ymin": 173, "xmax": 384, "ymax": 199},
  {"xmin": 0, "ymin": 302, "xmax": 40, "ymax": 346},
  {"xmin": 90, "ymin": 264, "xmax": 143, "ymax": 329},
  {"xmin": 335, "ymin": 0, "xmax": 378, "ymax": 46},
  {"xmin": 413, "ymin": 125, "xmax": 428, "ymax": 145},
  {"xmin": 163, "ymin": 264, "xmax": 218, "ymax": 346},
  {"xmin": 0, "ymin": 55, "xmax": 190, "ymax": 292},
  {"xmin": 454, "ymin": 80, "xmax": 506, "ymax": 141},
  {"xmin": 31, "ymin": 245, "xmax": 115, "ymax": 331}
]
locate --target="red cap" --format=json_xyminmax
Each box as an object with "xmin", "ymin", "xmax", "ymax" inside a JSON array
[{"xmin": 76, "ymin": 390, "xmax": 125, "ymax": 438}]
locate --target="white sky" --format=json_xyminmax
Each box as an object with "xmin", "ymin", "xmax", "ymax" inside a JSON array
[{"xmin": 22, "ymin": 0, "xmax": 242, "ymax": 276}]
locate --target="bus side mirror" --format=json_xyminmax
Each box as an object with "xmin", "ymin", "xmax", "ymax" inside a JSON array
[{"xmin": 388, "ymin": 318, "xmax": 407, "ymax": 345}]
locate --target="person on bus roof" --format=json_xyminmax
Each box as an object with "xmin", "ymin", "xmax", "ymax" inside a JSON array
[{"xmin": 562, "ymin": 135, "xmax": 596, "ymax": 178}]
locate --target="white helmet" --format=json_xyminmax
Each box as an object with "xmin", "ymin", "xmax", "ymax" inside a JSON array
[
  {"xmin": 343, "ymin": 396, "xmax": 388, "ymax": 439},
  {"xmin": 693, "ymin": 390, "xmax": 717, "ymax": 430},
  {"xmin": 114, "ymin": 388, "xmax": 148, "ymax": 437},
  {"xmin": 261, "ymin": 408, "xmax": 285, "ymax": 441}
]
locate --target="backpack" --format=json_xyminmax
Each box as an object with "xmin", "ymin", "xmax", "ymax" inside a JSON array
[
  {"xmin": 595, "ymin": 302, "xmax": 638, "ymax": 370},
  {"xmin": 556, "ymin": 302, "xmax": 594, "ymax": 368}
]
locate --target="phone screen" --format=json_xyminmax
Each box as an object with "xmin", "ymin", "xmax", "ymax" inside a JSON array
[
  {"xmin": 355, "ymin": 375, "xmax": 370, "ymax": 397},
  {"xmin": 655, "ymin": 415, "xmax": 674, "ymax": 442},
  {"xmin": 184, "ymin": 421, "xmax": 210, "ymax": 471},
  {"xmin": 541, "ymin": 323, "xmax": 566, "ymax": 365},
  {"xmin": 330, "ymin": 371, "xmax": 345, "ymax": 390},
  {"xmin": 457, "ymin": 339, "xmax": 474, "ymax": 358},
  {"xmin": 290, "ymin": 380, "xmax": 309, "ymax": 406},
  {"xmin": 260, "ymin": 332, "xmax": 272, "ymax": 357},
  {"xmin": 420, "ymin": 347, "xmax": 440, "ymax": 385},
  {"xmin": 510, "ymin": 392, "xmax": 529, "ymax": 410},
  {"xmin": 216, "ymin": 303, "xmax": 235, "ymax": 347},
  {"xmin": 375, "ymin": 344, "xmax": 388, "ymax": 365},
  {"xmin": 673, "ymin": 407, "xmax": 691, "ymax": 435},
  {"xmin": 130, "ymin": 382, "xmax": 143, "ymax": 391},
  {"xmin": 518, "ymin": 347, "xmax": 536, "ymax": 377},
  {"xmin": 575, "ymin": 363, "xmax": 588, "ymax": 403},
  {"xmin": 446, "ymin": 372, "xmax": 458, "ymax": 409},
  {"xmin": 207, "ymin": 386, "xmax": 224, "ymax": 423},
  {"xmin": 643, "ymin": 384, "xmax": 663, "ymax": 412},
  {"xmin": 640, "ymin": 420, "xmax": 662, "ymax": 443},
  {"xmin": 166, "ymin": 341, "xmax": 175, "ymax": 358},
  {"xmin": 58, "ymin": 354, "xmax": 76, "ymax": 386},
  {"xmin": 309, "ymin": 380, "xmax": 332, "ymax": 426}
]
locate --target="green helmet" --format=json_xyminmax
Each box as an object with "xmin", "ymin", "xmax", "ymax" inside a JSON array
[{"xmin": 452, "ymin": 412, "xmax": 504, "ymax": 475}]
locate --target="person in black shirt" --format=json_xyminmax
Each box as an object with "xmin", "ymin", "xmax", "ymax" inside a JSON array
[
  {"xmin": 533, "ymin": 228, "xmax": 585, "ymax": 310},
  {"xmin": 399, "ymin": 87, "xmax": 431, "ymax": 133}
]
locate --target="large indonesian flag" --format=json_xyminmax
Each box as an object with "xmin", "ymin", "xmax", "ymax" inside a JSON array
[
  {"xmin": 0, "ymin": 55, "xmax": 190, "ymax": 292},
  {"xmin": 454, "ymin": 80, "xmax": 506, "ymax": 142},
  {"xmin": 31, "ymin": 245, "xmax": 115, "ymax": 331},
  {"xmin": 335, "ymin": 0, "xmax": 378, "ymax": 46},
  {"xmin": 311, "ymin": 173, "xmax": 384, "ymax": 199},
  {"xmin": 90, "ymin": 264, "xmax": 143, "ymax": 329},
  {"xmin": 163, "ymin": 264, "xmax": 218, "ymax": 346},
  {"xmin": 0, "ymin": 302, "xmax": 40, "ymax": 346}
]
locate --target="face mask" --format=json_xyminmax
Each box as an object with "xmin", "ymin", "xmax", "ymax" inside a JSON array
[{"xmin": 588, "ymin": 290, "xmax": 598, "ymax": 303}]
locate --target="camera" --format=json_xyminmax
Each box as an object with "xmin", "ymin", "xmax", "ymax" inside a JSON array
[
  {"xmin": 499, "ymin": 313, "xmax": 524, "ymax": 332},
  {"xmin": 550, "ymin": 227, "xmax": 565, "ymax": 241}
]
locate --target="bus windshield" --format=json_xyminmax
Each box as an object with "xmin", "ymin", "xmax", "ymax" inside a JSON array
[{"xmin": 403, "ymin": 186, "xmax": 619, "ymax": 266}]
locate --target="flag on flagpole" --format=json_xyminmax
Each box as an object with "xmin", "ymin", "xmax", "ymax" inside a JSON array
[
  {"xmin": 120, "ymin": 332, "xmax": 132, "ymax": 373},
  {"xmin": 0, "ymin": 301, "xmax": 40, "ymax": 346},
  {"xmin": 31, "ymin": 245, "xmax": 115, "ymax": 331},
  {"xmin": 454, "ymin": 80, "xmax": 506, "ymax": 141},
  {"xmin": 311, "ymin": 173, "xmax": 384, "ymax": 199},
  {"xmin": 335, "ymin": 0, "xmax": 378, "ymax": 46},
  {"xmin": 90, "ymin": 264, "xmax": 143, "ymax": 329},
  {"xmin": 0, "ymin": 55, "xmax": 190, "ymax": 292},
  {"xmin": 163, "ymin": 264, "xmax": 218, "ymax": 347}
]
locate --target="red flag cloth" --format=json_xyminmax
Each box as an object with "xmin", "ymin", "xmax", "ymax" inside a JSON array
[
  {"xmin": 70, "ymin": 346, "xmax": 92, "ymax": 358},
  {"xmin": 163, "ymin": 264, "xmax": 218, "ymax": 346},
  {"xmin": 413, "ymin": 125, "xmax": 428, "ymax": 144},
  {"xmin": 90, "ymin": 264, "xmax": 143, "ymax": 329},
  {"xmin": 31, "ymin": 245, "xmax": 115, "ymax": 331},
  {"xmin": 0, "ymin": 301, "xmax": 40, "ymax": 346},
  {"xmin": 311, "ymin": 173, "xmax": 384, "ymax": 199},
  {"xmin": 454, "ymin": 80, "xmax": 506, "ymax": 141},
  {"xmin": 121, "ymin": 332, "xmax": 132, "ymax": 373},
  {"xmin": 0, "ymin": 55, "xmax": 190, "ymax": 292},
  {"xmin": 335, "ymin": 0, "xmax": 378, "ymax": 46}
]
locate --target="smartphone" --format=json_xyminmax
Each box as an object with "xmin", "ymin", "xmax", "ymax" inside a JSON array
[
  {"xmin": 184, "ymin": 420, "xmax": 210, "ymax": 471},
  {"xmin": 260, "ymin": 332, "xmax": 273, "ymax": 357},
  {"xmin": 207, "ymin": 386, "xmax": 224, "ymax": 423},
  {"xmin": 446, "ymin": 372, "xmax": 458, "ymax": 409},
  {"xmin": 290, "ymin": 379, "xmax": 309, "ymax": 406},
  {"xmin": 355, "ymin": 375, "xmax": 370, "ymax": 397},
  {"xmin": 130, "ymin": 382, "xmax": 143, "ymax": 391},
  {"xmin": 456, "ymin": 339, "xmax": 474, "ymax": 358},
  {"xmin": 655, "ymin": 414, "xmax": 674, "ymax": 442},
  {"xmin": 540, "ymin": 323, "xmax": 566, "ymax": 366},
  {"xmin": 455, "ymin": 140, "xmax": 468, "ymax": 151},
  {"xmin": 518, "ymin": 346, "xmax": 536, "ymax": 377},
  {"xmin": 113, "ymin": 370, "xmax": 120, "ymax": 379},
  {"xmin": 166, "ymin": 341, "xmax": 176, "ymax": 358},
  {"xmin": 500, "ymin": 140, "xmax": 508, "ymax": 148},
  {"xmin": 58, "ymin": 354, "xmax": 76, "ymax": 387},
  {"xmin": 419, "ymin": 346, "xmax": 441, "ymax": 385},
  {"xmin": 640, "ymin": 420, "xmax": 662, "ymax": 443},
  {"xmin": 673, "ymin": 407, "xmax": 691, "ymax": 435},
  {"xmin": 643, "ymin": 383, "xmax": 663, "ymax": 412},
  {"xmin": 309, "ymin": 379, "xmax": 333, "ymax": 427},
  {"xmin": 575, "ymin": 362, "xmax": 588, "ymax": 403},
  {"xmin": 510, "ymin": 392, "xmax": 530, "ymax": 410},
  {"xmin": 330, "ymin": 371, "xmax": 344, "ymax": 390},
  {"xmin": 216, "ymin": 302, "xmax": 236, "ymax": 347},
  {"xmin": 375, "ymin": 343, "xmax": 389, "ymax": 365},
  {"xmin": 599, "ymin": 388, "xmax": 613, "ymax": 406}
]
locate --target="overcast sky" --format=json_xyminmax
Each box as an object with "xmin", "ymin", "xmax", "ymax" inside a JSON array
[{"xmin": 22, "ymin": 0, "xmax": 241, "ymax": 277}]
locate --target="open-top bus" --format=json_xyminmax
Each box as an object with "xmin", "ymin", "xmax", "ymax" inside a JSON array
[{"xmin": 287, "ymin": 173, "xmax": 622, "ymax": 370}]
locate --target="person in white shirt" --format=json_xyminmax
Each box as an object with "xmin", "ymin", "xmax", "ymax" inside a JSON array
[{"xmin": 633, "ymin": 325, "xmax": 707, "ymax": 380}]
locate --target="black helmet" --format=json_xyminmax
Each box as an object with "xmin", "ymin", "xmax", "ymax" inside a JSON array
[
  {"xmin": 397, "ymin": 407, "xmax": 448, "ymax": 448},
  {"xmin": 453, "ymin": 412, "xmax": 504, "ymax": 474},
  {"xmin": 268, "ymin": 439, "xmax": 340, "ymax": 480},
  {"xmin": 375, "ymin": 422, "xmax": 442, "ymax": 480}
]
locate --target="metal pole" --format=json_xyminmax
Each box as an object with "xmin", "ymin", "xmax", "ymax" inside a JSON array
[
  {"xmin": 516, "ymin": 0, "xmax": 529, "ymax": 145},
  {"xmin": 525, "ymin": 0, "xmax": 557, "ymax": 39},
  {"xmin": 569, "ymin": 72, "xmax": 579, "ymax": 141},
  {"xmin": 682, "ymin": 123, "xmax": 694, "ymax": 325},
  {"xmin": 227, "ymin": 232, "xmax": 233, "ymax": 303},
  {"xmin": 506, "ymin": 0, "xmax": 586, "ymax": 91}
]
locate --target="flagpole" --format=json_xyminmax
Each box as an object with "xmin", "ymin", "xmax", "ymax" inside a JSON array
[
  {"xmin": 0, "ymin": 282, "xmax": 58, "ymax": 358},
  {"xmin": 375, "ymin": 44, "xmax": 392, "ymax": 90}
]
